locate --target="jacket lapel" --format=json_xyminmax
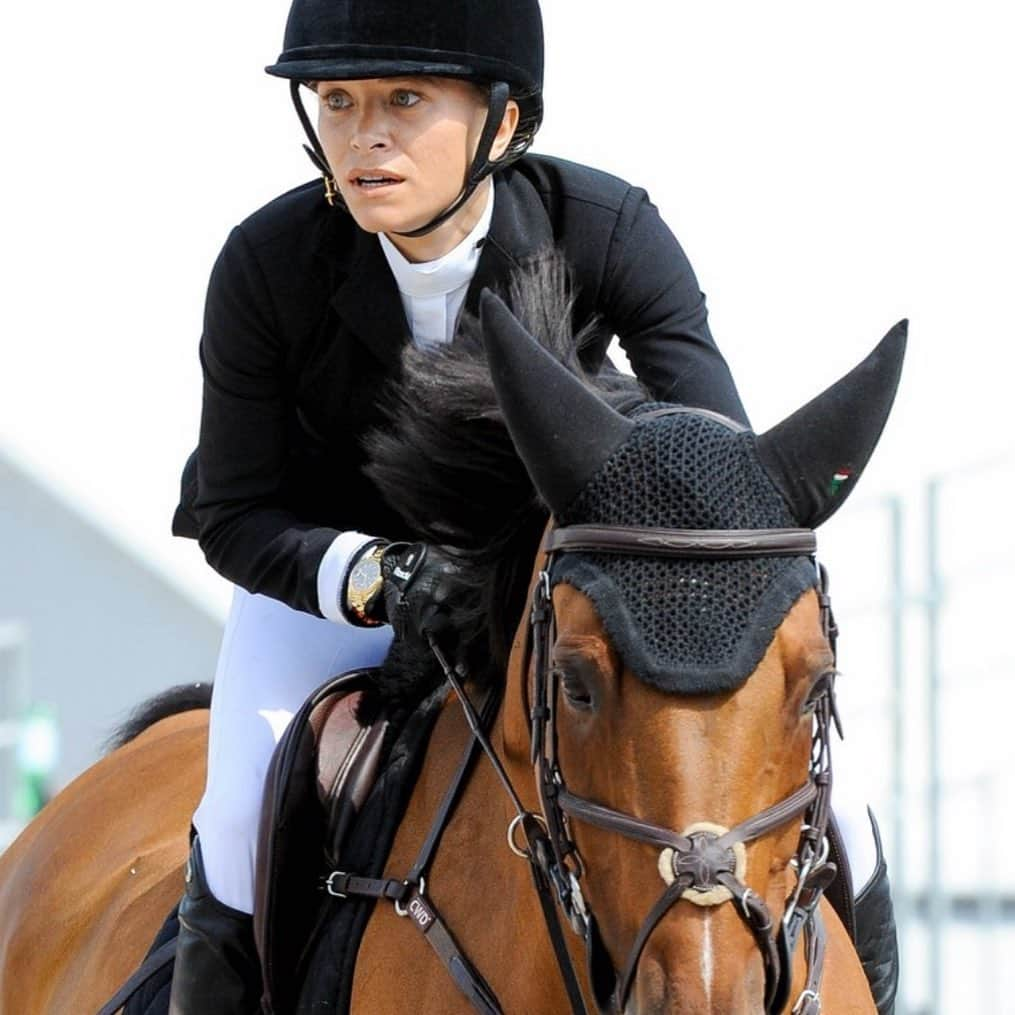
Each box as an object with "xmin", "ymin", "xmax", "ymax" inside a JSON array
[
  {"xmin": 464, "ymin": 170, "xmax": 555, "ymax": 318},
  {"xmin": 329, "ymin": 226, "xmax": 410, "ymax": 371}
]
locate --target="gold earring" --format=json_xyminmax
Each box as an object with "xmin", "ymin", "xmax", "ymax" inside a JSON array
[{"xmin": 323, "ymin": 174, "xmax": 339, "ymax": 207}]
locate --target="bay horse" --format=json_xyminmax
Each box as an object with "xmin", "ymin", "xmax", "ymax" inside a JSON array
[{"xmin": 0, "ymin": 263, "xmax": 904, "ymax": 1014}]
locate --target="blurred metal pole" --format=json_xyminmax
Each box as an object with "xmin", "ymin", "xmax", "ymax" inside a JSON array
[
  {"xmin": 0, "ymin": 622, "xmax": 29, "ymax": 704},
  {"xmin": 0, "ymin": 621, "xmax": 30, "ymax": 844},
  {"xmin": 979, "ymin": 778, "xmax": 1003, "ymax": 1014},
  {"xmin": 888, "ymin": 495, "xmax": 908, "ymax": 1015},
  {"xmin": 925, "ymin": 479, "xmax": 944, "ymax": 1014}
]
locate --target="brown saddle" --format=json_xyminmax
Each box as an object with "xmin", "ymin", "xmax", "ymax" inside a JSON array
[{"xmin": 254, "ymin": 669, "xmax": 390, "ymax": 1015}]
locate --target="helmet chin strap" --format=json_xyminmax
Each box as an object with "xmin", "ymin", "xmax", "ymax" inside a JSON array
[{"xmin": 289, "ymin": 80, "xmax": 510, "ymax": 239}]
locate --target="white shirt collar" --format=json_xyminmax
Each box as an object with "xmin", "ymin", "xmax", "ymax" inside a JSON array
[{"xmin": 378, "ymin": 186, "xmax": 494, "ymax": 300}]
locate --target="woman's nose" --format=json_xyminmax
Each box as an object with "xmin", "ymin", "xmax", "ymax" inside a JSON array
[{"xmin": 350, "ymin": 108, "xmax": 390, "ymax": 152}]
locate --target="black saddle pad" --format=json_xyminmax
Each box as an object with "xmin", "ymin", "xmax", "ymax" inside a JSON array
[{"xmin": 123, "ymin": 907, "xmax": 179, "ymax": 1015}]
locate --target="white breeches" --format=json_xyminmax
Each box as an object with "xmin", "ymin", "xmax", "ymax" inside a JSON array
[
  {"xmin": 193, "ymin": 587, "xmax": 879, "ymax": 914},
  {"xmin": 193, "ymin": 586, "xmax": 392, "ymax": 914}
]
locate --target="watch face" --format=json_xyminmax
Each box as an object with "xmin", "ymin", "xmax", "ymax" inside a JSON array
[{"xmin": 350, "ymin": 555, "xmax": 382, "ymax": 593}]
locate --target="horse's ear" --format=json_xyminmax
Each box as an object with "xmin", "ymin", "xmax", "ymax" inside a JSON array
[
  {"xmin": 479, "ymin": 289, "xmax": 635, "ymax": 513},
  {"xmin": 756, "ymin": 320, "xmax": 907, "ymax": 528}
]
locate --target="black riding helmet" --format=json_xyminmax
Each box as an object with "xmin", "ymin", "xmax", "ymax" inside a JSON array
[{"xmin": 265, "ymin": 0, "xmax": 544, "ymax": 237}]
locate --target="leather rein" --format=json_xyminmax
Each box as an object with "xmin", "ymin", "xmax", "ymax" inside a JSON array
[{"xmin": 325, "ymin": 521, "xmax": 841, "ymax": 1015}]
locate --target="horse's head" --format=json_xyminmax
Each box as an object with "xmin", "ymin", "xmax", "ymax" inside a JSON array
[{"xmin": 481, "ymin": 292, "xmax": 905, "ymax": 1014}]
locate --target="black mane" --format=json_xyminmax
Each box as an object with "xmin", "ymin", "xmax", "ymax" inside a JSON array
[
  {"xmin": 104, "ymin": 681, "xmax": 213, "ymax": 753},
  {"xmin": 363, "ymin": 254, "xmax": 646, "ymax": 703}
]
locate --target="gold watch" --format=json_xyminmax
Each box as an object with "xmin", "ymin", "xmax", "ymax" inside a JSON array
[{"xmin": 343, "ymin": 541, "xmax": 387, "ymax": 626}]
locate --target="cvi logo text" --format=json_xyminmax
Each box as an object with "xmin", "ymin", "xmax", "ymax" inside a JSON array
[{"xmin": 409, "ymin": 897, "xmax": 433, "ymax": 929}]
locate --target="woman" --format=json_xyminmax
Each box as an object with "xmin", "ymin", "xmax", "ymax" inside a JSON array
[{"xmin": 169, "ymin": 1, "xmax": 897, "ymax": 1011}]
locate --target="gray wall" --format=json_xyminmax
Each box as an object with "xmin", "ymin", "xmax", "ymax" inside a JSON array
[{"xmin": 0, "ymin": 455, "xmax": 222, "ymax": 795}]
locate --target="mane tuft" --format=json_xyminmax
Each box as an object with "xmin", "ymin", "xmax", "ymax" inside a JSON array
[{"xmin": 363, "ymin": 252, "xmax": 646, "ymax": 703}]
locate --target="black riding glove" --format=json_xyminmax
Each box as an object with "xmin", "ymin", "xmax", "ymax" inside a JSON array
[{"xmin": 378, "ymin": 542, "xmax": 462, "ymax": 645}]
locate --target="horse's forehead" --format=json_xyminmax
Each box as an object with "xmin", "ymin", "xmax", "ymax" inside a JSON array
[{"xmin": 551, "ymin": 410, "xmax": 818, "ymax": 695}]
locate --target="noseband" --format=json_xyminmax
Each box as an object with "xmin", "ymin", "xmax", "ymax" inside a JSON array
[{"xmin": 527, "ymin": 522, "xmax": 840, "ymax": 1015}]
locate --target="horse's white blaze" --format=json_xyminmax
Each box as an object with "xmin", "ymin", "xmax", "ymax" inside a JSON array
[{"xmin": 701, "ymin": 910, "xmax": 713, "ymax": 1005}]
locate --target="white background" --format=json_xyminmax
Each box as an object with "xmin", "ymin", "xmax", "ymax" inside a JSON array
[{"xmin": 3, "ymin": 3, "xmax": 1014, "ymax": 1007}]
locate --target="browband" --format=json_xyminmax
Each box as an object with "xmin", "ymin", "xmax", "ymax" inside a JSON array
[{"xmin": 544, "ymin": 524, "xmax": 817, "ymax": 559}]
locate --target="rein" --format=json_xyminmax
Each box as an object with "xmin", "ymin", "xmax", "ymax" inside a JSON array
[{"xmin": 325, "ymin": 521, "xmax": 840, "ymax": 1015}]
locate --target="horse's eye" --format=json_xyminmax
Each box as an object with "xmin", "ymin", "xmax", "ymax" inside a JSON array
[
  {"xmin": 801, "ymin": 670, "xmax": 834, "ymax": 716},
  {"xmin": 556, "ymin": 667, "xmax": 594, "ymax": 710}
]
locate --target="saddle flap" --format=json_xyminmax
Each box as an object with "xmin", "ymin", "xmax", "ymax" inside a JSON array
[{"xmin": 310, "ymin": 692, "xmax": 390, "ymax": 862}]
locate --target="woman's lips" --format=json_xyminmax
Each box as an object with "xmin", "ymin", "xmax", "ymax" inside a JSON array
[{"xmin": 348, "ymin": 169, "xmax": 404, "ymax": 191}]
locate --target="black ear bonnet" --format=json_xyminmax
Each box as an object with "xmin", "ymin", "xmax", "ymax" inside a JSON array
[
  {"xmin": 550, "ymin": 405, "xmax": 818, "ymax": 695},
  {"xmin": 477, "ymin": 287, "xmax": 907, "ymax": 697}
]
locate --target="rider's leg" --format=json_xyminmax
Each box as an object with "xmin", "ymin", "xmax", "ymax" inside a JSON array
[
  {"xmin": 832, "ymin": 739, "xmax": 900, "ymax": 1015},
  {"xmin": 169, "ymin": 586, "xmax": 392, "ymax": 1013},
  {"xmin": 193, "ymin": 587, "xmax": 392, "ymax": 912},
  {"xmin": 170, "ymin": 835, "xmax": 260, "ymax": 1014}
]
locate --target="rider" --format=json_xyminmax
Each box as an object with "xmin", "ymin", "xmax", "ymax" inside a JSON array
[{"xmin": 167, "ymin": 0, "xmax": 898, "ymax": 1011}]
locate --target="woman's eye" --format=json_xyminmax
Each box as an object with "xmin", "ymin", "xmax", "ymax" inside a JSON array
[
  {"xmin": 391, "ymin": 89, "xmax": 421, "ymax": 108},
  {"xmin": 323, "ymin": 91, "xmax": 352, "ymax": 111}
]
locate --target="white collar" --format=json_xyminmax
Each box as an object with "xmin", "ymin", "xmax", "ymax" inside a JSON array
[{"xmin": 378, "ymin": 187, "xmax": 494, "ymax": 299}]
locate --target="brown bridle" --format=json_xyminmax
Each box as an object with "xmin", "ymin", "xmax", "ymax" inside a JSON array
[{"xmin": 526, "ymin": 521, "xmax": 841, "ymax": 1015}]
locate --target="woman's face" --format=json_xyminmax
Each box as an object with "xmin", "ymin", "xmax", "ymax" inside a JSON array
[{"xmin": 316, "ymin": 76, "xmax": 516, "ymax": 238}]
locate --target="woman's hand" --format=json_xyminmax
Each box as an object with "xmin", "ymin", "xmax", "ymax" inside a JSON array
[{"xmin": 378, "ymin": 543, "xmax": 462, "ymax": 644}]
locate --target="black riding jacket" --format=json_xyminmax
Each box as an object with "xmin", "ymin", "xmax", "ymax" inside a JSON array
[{"xmin": 173, "ymin": 154, "xmax": 748, "ymax": 616}]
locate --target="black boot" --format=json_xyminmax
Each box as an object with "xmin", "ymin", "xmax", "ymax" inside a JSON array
[
  {"xmin": 853, "ymin": 811, "xmax": 900, "ymax": 1015},
  {"xmin": 168, "ymin": 836, "xmax": 263, "ymax": 1014}
]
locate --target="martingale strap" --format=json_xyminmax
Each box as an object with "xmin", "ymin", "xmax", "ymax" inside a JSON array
[{"xmin": 322, "ymin": 683, "xmax": 505, "ymax": 1015}]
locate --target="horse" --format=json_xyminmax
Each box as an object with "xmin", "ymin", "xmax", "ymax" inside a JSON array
[
  {"xmin": 0, "ymin": 260, "xmax": 904, "ymax": 1014},
  {"xmin": 0, "ymin": 688, "xmax": 209, "ymax": 1013}
]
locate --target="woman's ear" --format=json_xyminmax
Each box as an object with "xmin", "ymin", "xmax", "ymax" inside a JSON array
[{"xmin": 490, "ymin": 99, "xmax": 520, "ymax": 161}]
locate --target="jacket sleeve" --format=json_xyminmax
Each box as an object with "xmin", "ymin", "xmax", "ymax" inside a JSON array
[
  {"xmin": 599, "ymin": 188, "xmax": 750, "ymax": 426},
  {"xmin": 192, "ymin": 225, "xmax": 346, "ymax": 617}
]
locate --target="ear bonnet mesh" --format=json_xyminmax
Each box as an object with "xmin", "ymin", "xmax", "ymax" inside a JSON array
[{"xmin": 552, "ymin": 405, "xmax": 818, "ymax": 694}]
